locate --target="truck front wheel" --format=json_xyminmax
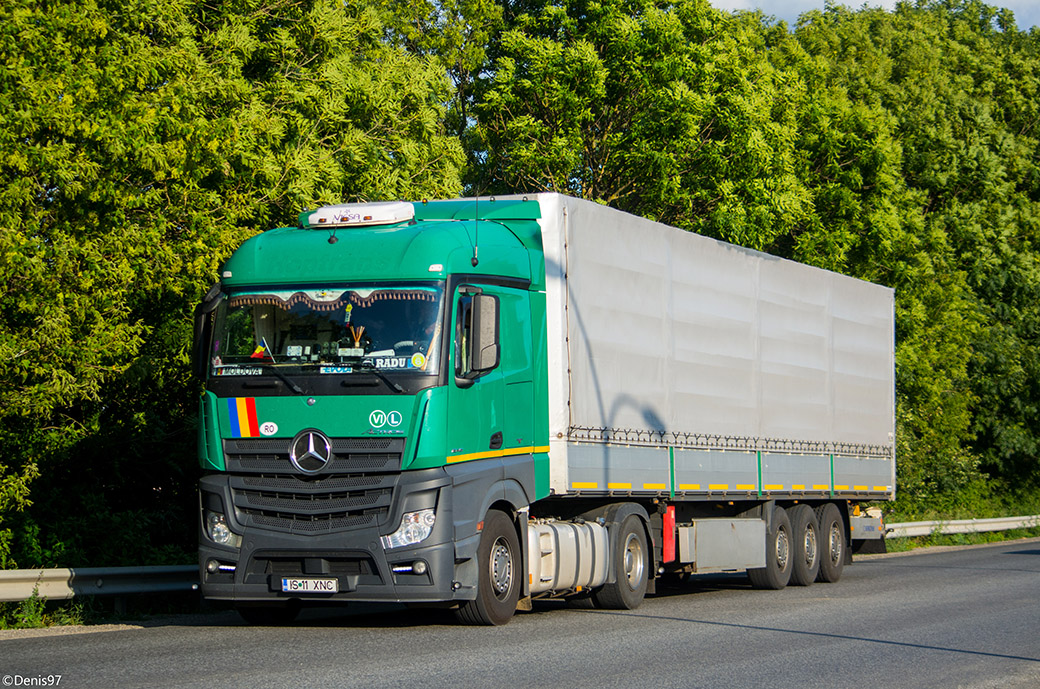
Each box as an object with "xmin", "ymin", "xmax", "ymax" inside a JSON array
[
  {"xmin": 593, "ymin": 515, "xmax": 649, "ymax": 610},
  {"xmin": 456, "ymin": 510, "xmax": 521, "ymax": 625}
]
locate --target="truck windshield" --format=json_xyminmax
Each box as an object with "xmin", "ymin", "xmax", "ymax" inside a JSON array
[{"xmin": 208, "ymin": 283, "xmax": 444, "ymax": 378}]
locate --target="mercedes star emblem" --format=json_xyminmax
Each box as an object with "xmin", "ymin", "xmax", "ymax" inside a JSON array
[{"xmin": 289, "ymin": 429, "xmax": 333, "ymax": 474}]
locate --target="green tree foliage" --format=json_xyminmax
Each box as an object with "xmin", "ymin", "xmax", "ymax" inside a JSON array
[
  {"xmin": 0, "ymin": 0, "xmax": 462, "ymax": 567},
  {"xmin": 3, "ymin": 0, "xmax": 1040, "ymax": 569},
  {"xmin": 376, "ymin": 0, "xmax": 504, "ymax": 139}
]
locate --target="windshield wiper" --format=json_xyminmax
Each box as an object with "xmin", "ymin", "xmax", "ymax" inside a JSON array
[
  {"xmin": 353, "ymin": 361, "xmax": 405, "ymax": 393},
  {"xmin": 264, "ymin": 365, "xmax": 306, "ymax": 395}
]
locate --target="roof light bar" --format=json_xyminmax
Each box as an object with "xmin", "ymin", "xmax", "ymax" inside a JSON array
[{"xmin": 301, "ymin": 201, "xmax": 415, "ymax": 229}]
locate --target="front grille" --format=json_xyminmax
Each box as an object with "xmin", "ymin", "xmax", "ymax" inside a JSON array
[
  {"xmin": 224, "ymin": 437, "xmax": 400, "ymax": 474},
  {"xmin": 224, "ymin": 437, "xmax": 404, "ymax": 534}
]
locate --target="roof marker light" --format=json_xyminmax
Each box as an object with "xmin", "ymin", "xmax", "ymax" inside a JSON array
[{"xmin": 300, "ymin": 201, "xmax": 414, "ymax": 229}]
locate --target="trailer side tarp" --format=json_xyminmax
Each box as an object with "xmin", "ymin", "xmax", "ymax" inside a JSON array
[{"xmin": 536, "ymin": 194, "xmax": 895, "ymax": 498}]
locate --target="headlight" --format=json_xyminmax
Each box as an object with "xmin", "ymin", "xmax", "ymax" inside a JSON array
[
  {"xmin": 206, "ymin": 511, "xmax": 242, "ymax": 547},
  {"xmin": 381, "ymin": 509, "xmax": 436, "ymax": 549}
]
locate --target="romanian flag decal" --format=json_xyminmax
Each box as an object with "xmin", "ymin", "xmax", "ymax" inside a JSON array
[{"xmin": 227, "ymin": 398, "xmax": 260, "ymax": 438}]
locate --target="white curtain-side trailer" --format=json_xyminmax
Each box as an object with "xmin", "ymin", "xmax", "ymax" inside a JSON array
[{"xmin": 525, "ymin": 193, "xmax": 893, "ymax": 604}]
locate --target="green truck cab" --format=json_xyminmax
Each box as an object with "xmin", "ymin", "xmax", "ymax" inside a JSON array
[{"xmin": 195, "ymin": 198, "xmax": 553, "ymax": 625}]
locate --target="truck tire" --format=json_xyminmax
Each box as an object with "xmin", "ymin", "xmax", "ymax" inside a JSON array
[
  {"xmin": 455, "ymin": 510, "xmax": 521, "ymax": 625},
  {"xmin": 788, "ymin": 504, "xmax": 820, "ymax": 586},
  {"xmin": 236, "ymin": 602, "xmax": 300, "ymax": 626},
  {"xmin": 748, "ymin": 506, "xmax": 793, "ymax": 590},
  {"xmin": 815, "ymin": 502, "xmax": 846, "ymax": 583},
  {"xmin": 593, "ymin": 515, "xmax": 649, "ymax": 610}
]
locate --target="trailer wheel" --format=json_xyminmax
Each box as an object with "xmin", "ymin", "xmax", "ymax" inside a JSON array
[
  {"xmin": 593, "ymin": 515, "xmax": 649, "ymax": 610},
  {"xmin": 236, "ymin": 602, "xmax": 300, "ymax": 626},
  {"xmin": 456, "ymin": 510, "xmax": 520, "ymax": 625},
  {"xmin": 814, "ymin": 502, "xmax": 846, "ymax": 583},
  {"xmin": 788, "ymin": 504, "xmax": 820, "ymax": 586},
  {"xmin": 748, "ymin": 506, "xmax": 793, "ymax": 590}
]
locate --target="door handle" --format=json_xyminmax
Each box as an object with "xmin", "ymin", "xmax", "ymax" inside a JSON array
[{"xmin": 489, "ymin": 432, "xmax": 503, "ymax": 450}]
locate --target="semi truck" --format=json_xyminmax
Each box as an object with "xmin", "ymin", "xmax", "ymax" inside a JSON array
[{"xmin": 193, "ymin": 193, "xmax": 894, "ymax": 625}]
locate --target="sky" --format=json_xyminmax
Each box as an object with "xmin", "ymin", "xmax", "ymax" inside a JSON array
[{"xmin": 710, "ymin": 1, "xmax": 1040, "ymax": 30}]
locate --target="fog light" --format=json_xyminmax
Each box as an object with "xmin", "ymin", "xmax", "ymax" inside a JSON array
[
  {"xmin": 206, "ymin": 511, "xmax": 242, "ymax": 547},
  {"xmin": 412, "ymin": 560, "xmax": 428, "ymax": 575},
  {"xmin": 381, "ymin": 509, "xmax": 436, "ymax": 549},
  {"xmin": 207, "ymin": 559, "xmax": 220, "ymax": 573}
]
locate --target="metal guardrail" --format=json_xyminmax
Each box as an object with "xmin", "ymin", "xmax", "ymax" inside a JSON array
[
  {"xmin": 1, "ymin": 515, "xmax": 1038, "ymax": 604},
  {"xmin": 886, "ymin": 515, "xmax": 1040, "ymax": 538},
  {"xmin": 0, "ymin": 565, "xmax": 198, "ymax": 604}
]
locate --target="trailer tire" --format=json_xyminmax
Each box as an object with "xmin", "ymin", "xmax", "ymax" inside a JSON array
[
  {"xmin": 788, "ymin": 504, "xmax": 820, "ymax": 586},
  {"xmin": 236, "ymin": 602, "xmax": 300, "ymax": 626},
  {"xmin": 748, "ymin": 506, "xmax": 793, "ymax": 590},
  {"xmin": 815, "ymin": 502, "xmax": 846, "ymax": 583},
  {"xmin": 455, "ymin": 510, "xmax": 521, "ymax": 626},
  {"xmin": 593, "ymin": 515, "xmax": 649, "ymax": 610}
]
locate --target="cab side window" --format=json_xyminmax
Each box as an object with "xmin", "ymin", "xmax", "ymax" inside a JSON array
[
  {"xmin": 455, "ymin": 290, "xmax": 499, "ymax": 380},
  {"xmin": 456, "ymin": 294, "xmax": 475, "ymax": 378}
]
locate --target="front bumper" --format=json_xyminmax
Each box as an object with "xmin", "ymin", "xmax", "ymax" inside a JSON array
[{"xmin": 199, "ymin": 467, "xmax": 480, "ymax": 604}]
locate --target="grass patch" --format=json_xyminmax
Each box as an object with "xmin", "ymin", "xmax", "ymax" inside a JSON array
[
  {"xmin": 0, "ymin": 589, "xmax": 208, "ymax": 630},
  {"xmin": 0, "ymin": 585, "xmax": 85, "ymax": 630}
]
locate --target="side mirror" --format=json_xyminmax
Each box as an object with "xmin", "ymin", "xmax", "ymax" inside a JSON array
[
  {"xmin": 192, "ymin": 282, "xmax": 223, "ymax": 380},
  {"xmin": 469, "ymin": 294, "xmax": 499, "ymax": 373}
]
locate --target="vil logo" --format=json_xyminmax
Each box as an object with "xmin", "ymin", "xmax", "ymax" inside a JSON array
[{"xmin": 369, "ymin": 410, "xmax": 403, "ymax": 428}]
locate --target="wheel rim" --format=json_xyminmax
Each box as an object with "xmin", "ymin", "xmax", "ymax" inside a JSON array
[
  {"xmin": 623, "ymin": 532, "xmax": 645, "ymax": 589},
  {"xmin": 490, "ymin": 537, "xmax": 513, "ymax": 598},
  {"xmin": 828, "ymin": 522, "xmax": 842, "ymax": 565},
  {"xmin": 804, "ymin": 522, "xmax": 818, "ymax": 568},
  {"xmin": 775, "ymin": 526, "xmax": 790, "ymax": 570}
]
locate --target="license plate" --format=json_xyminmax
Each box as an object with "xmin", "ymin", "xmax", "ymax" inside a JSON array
[{"xmin": 281, "ymin": 577, "xmax": 339, "ymax": 593}]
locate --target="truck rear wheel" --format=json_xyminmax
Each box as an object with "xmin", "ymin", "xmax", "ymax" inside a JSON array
[
  {"xmin": 748, "ymin": 506, "xmax": 792, "ymax": 590},
  {"xmin": 592, "ymin": 515, "xmax": 649, "ymax": 610},
  {"xmin": 456, "ymin": 510, "xmax": 520, "ymax": 625},
  {"xmin": 814, "ymin": 502, "xmax": 846, "ymax": 583},
  {"xmin": 788, "ymin": 504, "xmax": 820, "ymax": 586}
]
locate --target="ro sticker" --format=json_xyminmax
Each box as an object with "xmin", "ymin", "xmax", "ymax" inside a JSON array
[{"xmin": 259, "ymin": 421, "xmax": 278, "ymax": 437}]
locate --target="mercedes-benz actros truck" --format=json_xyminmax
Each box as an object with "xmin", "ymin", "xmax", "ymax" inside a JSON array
[{"xmin": 193, "ymin": 193, "xmax": 893, "ymax": 625}]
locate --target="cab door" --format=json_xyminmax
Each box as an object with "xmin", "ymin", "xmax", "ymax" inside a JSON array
[
  {"xmin": 445, "ymin": 285, "xmax": 506, "ymax": 463},
  {"xmin": 446, "ymin": 282, "xmax": 535, "ymax": 463}
]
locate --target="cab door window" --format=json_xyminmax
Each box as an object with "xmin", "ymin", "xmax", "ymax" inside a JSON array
[{"xmin": 455, "ymin": 290, "xmax": 500, "ymax": 380}]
